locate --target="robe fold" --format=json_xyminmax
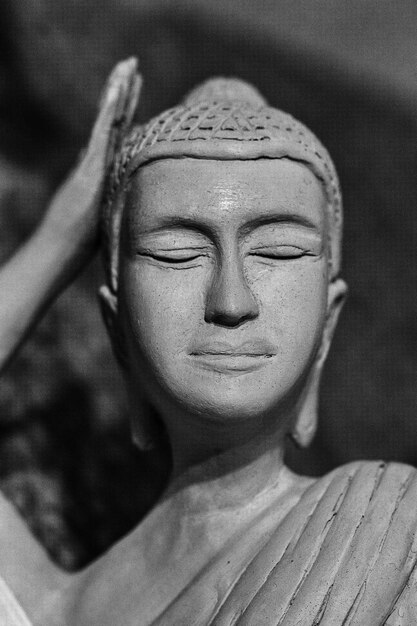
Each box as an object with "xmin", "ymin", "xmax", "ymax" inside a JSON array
[{"xmin": 152, "ymin": 461, "xmax": 417, "ymax": 626}]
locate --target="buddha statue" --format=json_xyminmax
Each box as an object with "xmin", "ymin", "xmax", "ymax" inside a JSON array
[{"xmin": 0, "ymin": 58, "xmax": 415, "ymax": 625}]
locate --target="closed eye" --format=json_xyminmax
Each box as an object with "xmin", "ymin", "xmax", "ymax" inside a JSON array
[
  {"xmin": 249, "ymin": 245, "xmax": 314, "ymax": 260},
  {"xmin": 137, "ymin": 247, "xmax": 210, "ymax": 266}
]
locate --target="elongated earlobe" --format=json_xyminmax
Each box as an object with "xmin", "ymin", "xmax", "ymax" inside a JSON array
[
  {"xmin": 290, "ymin": 277, "xmax": 347, "ymax": 448},
  {"xmin": 290, "ymin": 364, "xmax": 321, "ymax": 448},
  {"xmin": 126, "ymin": 378, "xmax": 160, "ymax": 451}
]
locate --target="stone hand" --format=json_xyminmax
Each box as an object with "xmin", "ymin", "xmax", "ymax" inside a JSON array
[
  {"xmin": 42, "ymin": 57, "xmax": 142, "ymax": 269},
  {"xmin": 0, "ymin": 58, "xmax": 141, "ymax": 373}
]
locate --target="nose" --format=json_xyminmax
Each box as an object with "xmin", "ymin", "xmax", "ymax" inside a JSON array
[{"xmin": 205, "ymin": 254, "xmax": 259, "ymax": 327}]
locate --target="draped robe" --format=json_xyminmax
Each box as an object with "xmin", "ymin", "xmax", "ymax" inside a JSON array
[
  {"xmin": 150, "ymin": 461, "xmax": 417, "ymax": 626},
  {"xmin": 2, "ymin": 461, "xmax": 417, "ymax": 625}
]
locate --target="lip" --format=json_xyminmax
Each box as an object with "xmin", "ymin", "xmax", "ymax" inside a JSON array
[
  {"xmin": 189, "ymin": 340, "xmax": 275, "ymax": 373},
  {"xmin": 190, "ymin": 339, "xmax": 276, "ymax": 357}
]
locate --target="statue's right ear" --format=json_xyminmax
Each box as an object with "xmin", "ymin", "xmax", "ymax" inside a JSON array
[{"xmin": 98, "ymin": 285, "xmax": 128, "ymax": 368}]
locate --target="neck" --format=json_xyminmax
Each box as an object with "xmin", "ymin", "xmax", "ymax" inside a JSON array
[{"xmin": 161, "ymin": 411, "xmax": 289, "ymax": 512}]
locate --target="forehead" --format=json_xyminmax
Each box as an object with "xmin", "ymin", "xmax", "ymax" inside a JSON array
[{"xmin": 126, "ymin": 157, "xmax": 327, "ymax": 232}]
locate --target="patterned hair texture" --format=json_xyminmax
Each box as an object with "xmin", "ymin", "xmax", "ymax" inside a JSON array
[{"xmin": 101, "ymin": 77, "xmax": 342, "ymax": 294}]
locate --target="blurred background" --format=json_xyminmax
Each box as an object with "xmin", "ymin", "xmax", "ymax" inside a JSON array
[{"xmin": 1, "ymin": 0, "xmax": 417, "ymax": 569}]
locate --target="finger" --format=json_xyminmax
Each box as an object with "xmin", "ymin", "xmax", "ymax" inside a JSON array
[
  {"xmin": 107, "ymin": 65, "xmax": 142, "ymax": 165},
  {"xmin": 82, "ymin": 58, "xmax": 142, "ymax": 175},
  {"xmin": 98, "ymin": 57, "xmax": 138, "ymax": 111},
  {"xmin": 89, "ymin": 57, "xmax": 141, "ymax": 158},
  {"xmin": 117, "ymin": 67, "xmax": 142, "ymax": 138},
  {"xmin": 97, "ymin": 57, "xmax": 139, "ymax": 128}
]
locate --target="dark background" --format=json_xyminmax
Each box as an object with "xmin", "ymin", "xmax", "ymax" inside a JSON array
[{"xmin": 1, "ymin": 0, "xmax": 417, "ymax": 568}]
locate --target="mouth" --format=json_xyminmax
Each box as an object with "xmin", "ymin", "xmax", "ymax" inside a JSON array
[{"xmin": 189, "ymin": 341, "xmax": 275, "ymax": 373}]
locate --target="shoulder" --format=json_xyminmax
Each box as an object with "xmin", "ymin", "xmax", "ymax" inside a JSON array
[
  {"xmin": 291, "ymin": 459, "xmax": 416, "ymax": 500},
  {"xmin": 292, "ymin": 459, "xmax": 417, "ymax": 532},
  {"xmin": 318, "ymin": 458, "xmax": 416, "ymax": 485},
  {"xmin": 311, "ymin": 460, "xmax": 417, "ymax": 532},
  {"xmin": 215, "ymin": 460, "xmax": 417, "ymax": 624}
]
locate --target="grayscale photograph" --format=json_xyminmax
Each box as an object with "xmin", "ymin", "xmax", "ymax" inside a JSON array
[{"xmin": 0, "ymin": 1, "xmax": 416, "ymax": 624}]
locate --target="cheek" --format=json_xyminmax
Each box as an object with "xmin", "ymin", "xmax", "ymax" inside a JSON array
[
  {"xmin": 120, "ymin": 263, "xmax": 209, "ymax": 359},
  {"xmin": 250, "ymin": 262, "xmax": 328, "ymax": 359}
]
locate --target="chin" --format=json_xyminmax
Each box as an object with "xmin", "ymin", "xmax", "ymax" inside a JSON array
[
  {"xmin": 175, "ymin": 378, "xmax": 287, "ymax": 425},
  {"xmin": 145, "ymin": 358, "xmax": 302, "ymax": 427}
]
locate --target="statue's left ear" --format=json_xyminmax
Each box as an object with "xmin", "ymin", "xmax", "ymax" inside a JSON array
[{"xmin": 291, "ymin": 277, "xmax": 347, "ymax": 448}]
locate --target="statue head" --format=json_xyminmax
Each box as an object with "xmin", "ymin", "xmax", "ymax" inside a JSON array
[{"xmin": 100, "ymin": 77, "xmax": 347, "ymax": 455}]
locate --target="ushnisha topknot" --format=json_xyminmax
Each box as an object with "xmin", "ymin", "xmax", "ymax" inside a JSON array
[{"xmin": 102, "ymin": 77, "xmax": 343, "ymax": 294}]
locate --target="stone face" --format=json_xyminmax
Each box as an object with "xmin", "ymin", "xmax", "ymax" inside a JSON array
[{"xmin": 116, "ymin": 157, "xmax": 338, "ymax": 448}]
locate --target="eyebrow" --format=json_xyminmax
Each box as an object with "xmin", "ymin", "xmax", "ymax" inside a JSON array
[
  {"xmin": 133, "ymin": 213, "xmax": 321, "ymax": 240},
  {"xmin": 239, "ymin": 214, "xmax": 321, "ymax": 236},
  {"xmin": 135, "ymin": 216, "xmax": 214, "ymax": 239}
]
